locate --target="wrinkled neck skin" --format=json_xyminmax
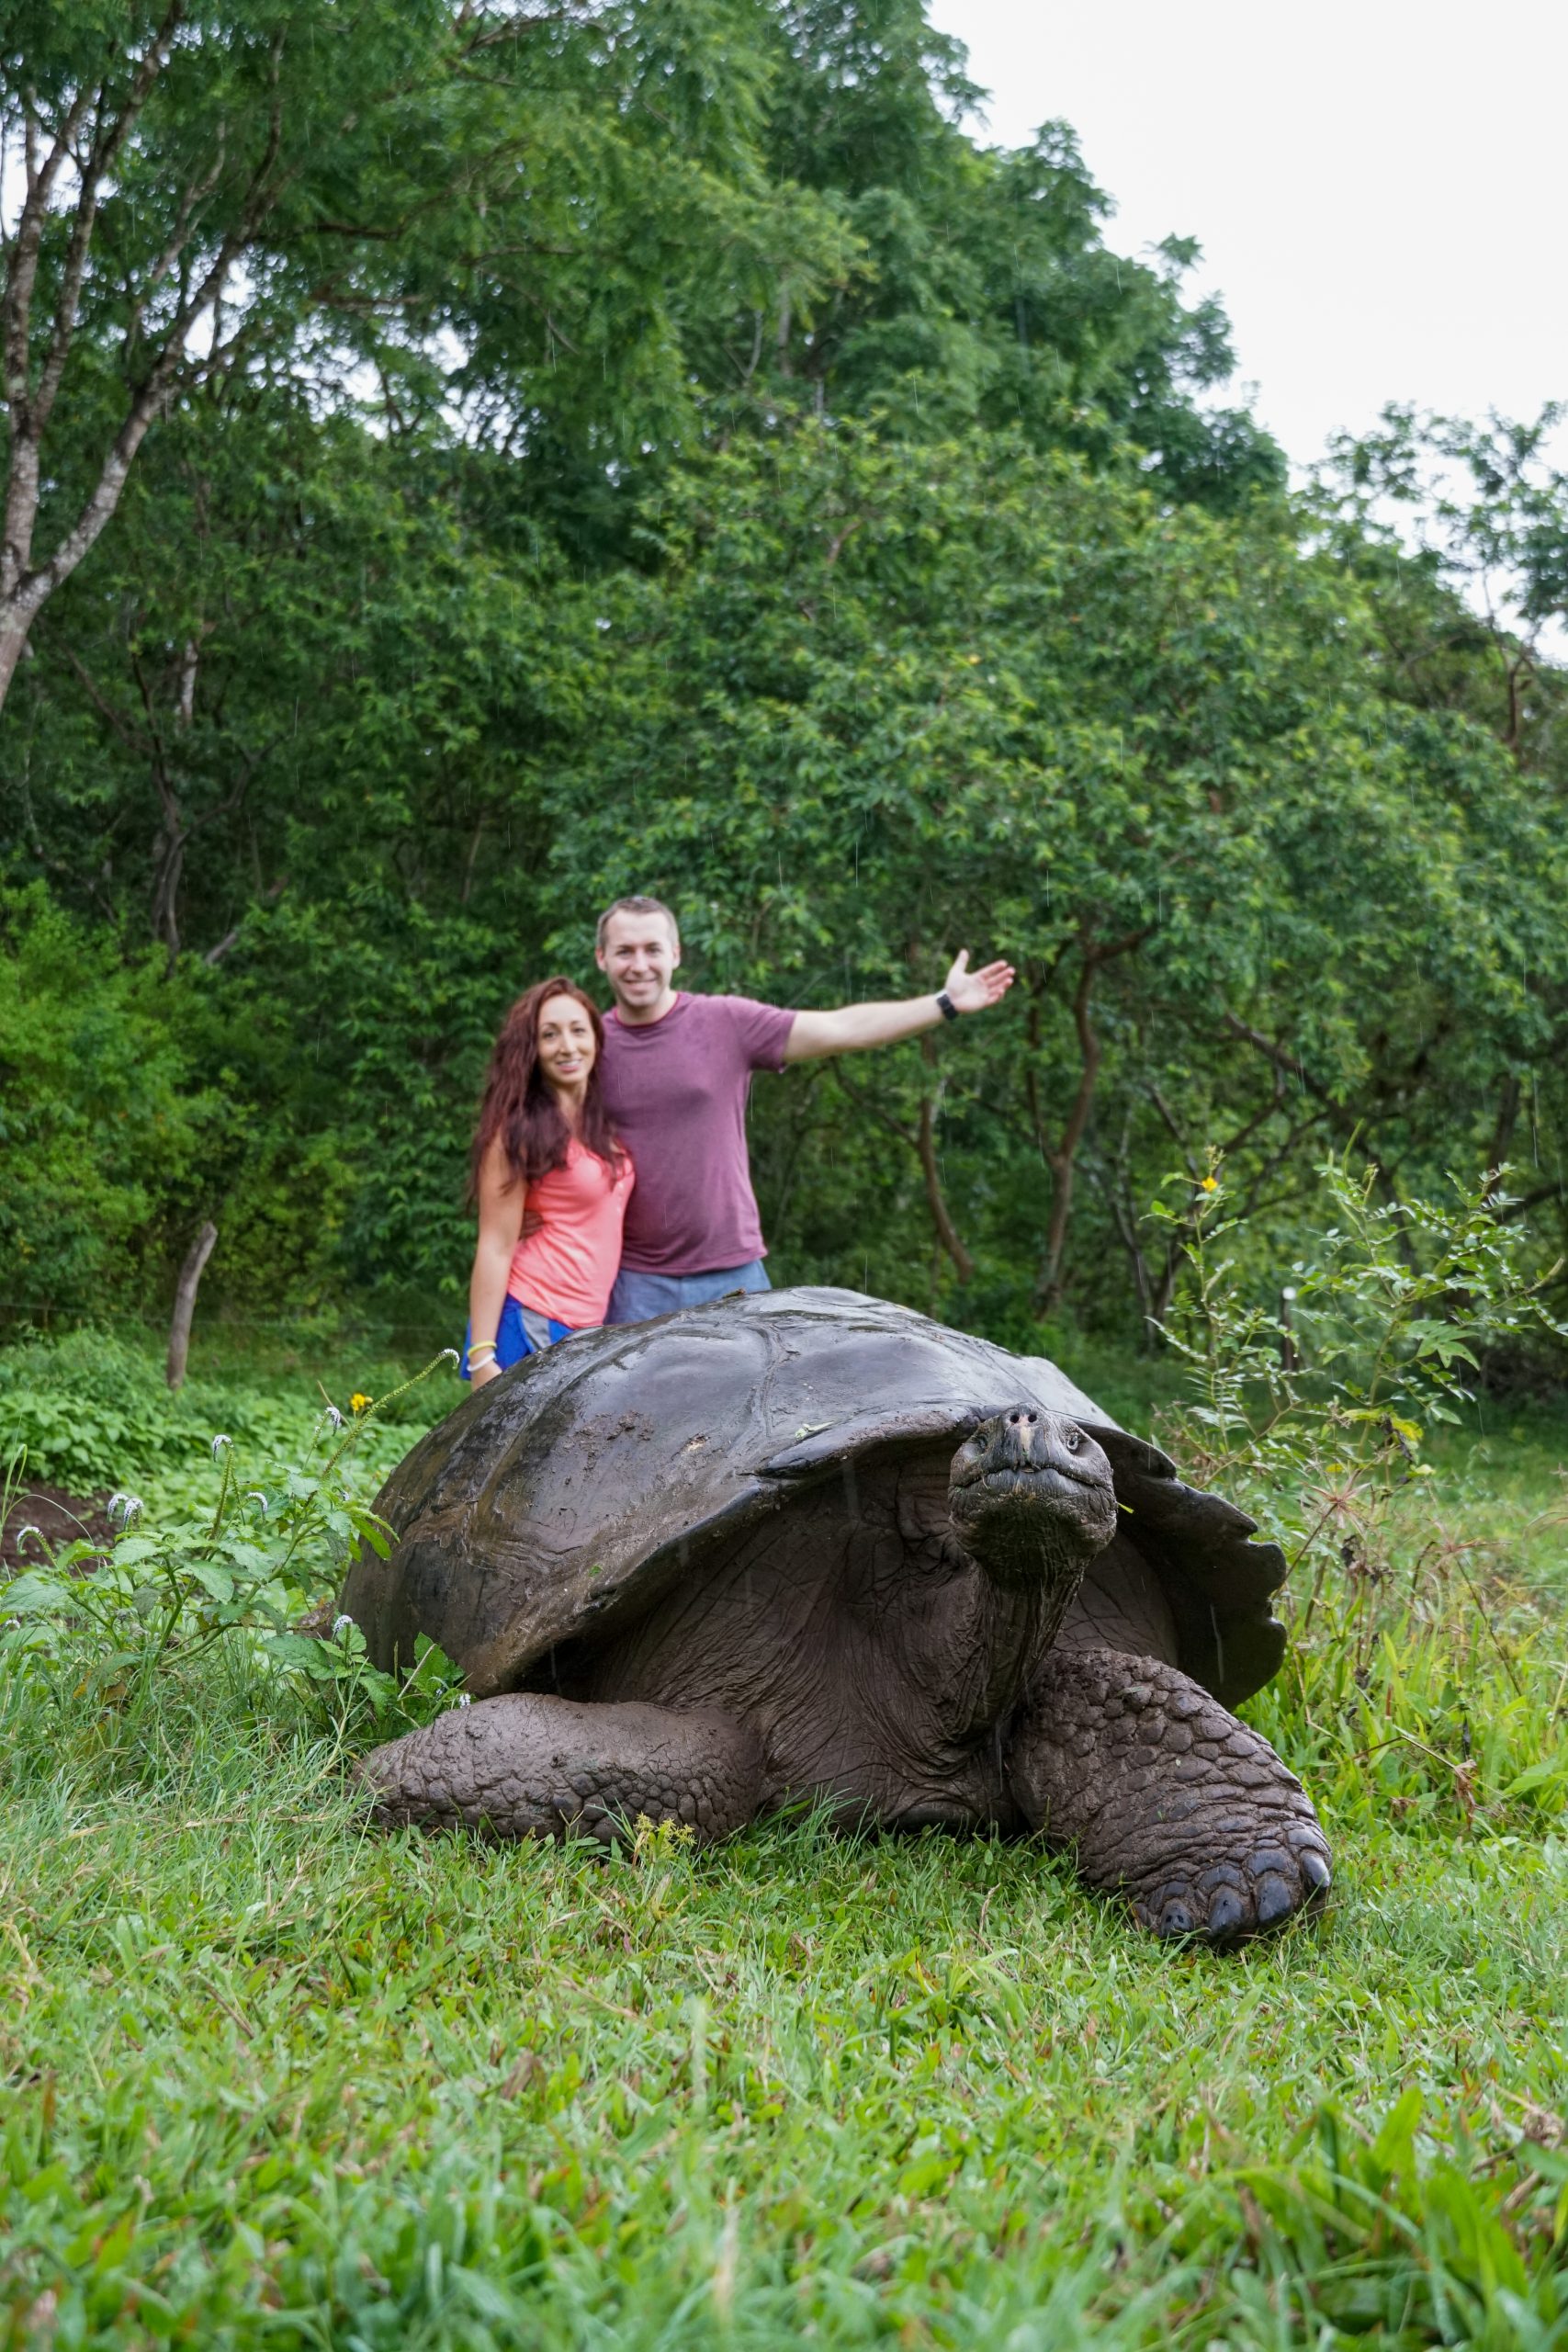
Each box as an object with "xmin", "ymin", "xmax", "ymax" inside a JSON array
[
  {"xmin": 964, "ymin": 1506, "xmax": 1095, "ymax": 1638},
  {"xmin": 881, "ymin": 1468, "xmax": 1088, "ymax": 1754},
  {"xmin": 954, "ymin": 1557, "xmax": 1089, "ymax": 1748}
]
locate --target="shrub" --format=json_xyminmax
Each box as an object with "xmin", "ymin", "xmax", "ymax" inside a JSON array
[{"xmin": 0, "ymin": 1353, "xmax": 461, "ymax": 1736}]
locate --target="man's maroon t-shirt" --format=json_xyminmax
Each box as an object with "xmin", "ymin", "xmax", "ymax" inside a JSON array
[{"xmin": 598, "ymin": 992, "xmax": 795, "ymax": 1274}]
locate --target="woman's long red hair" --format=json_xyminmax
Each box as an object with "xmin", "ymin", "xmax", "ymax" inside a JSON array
[{"xmin": 468, "ymin": 978, "xmax": 626, "ymax": 1199}]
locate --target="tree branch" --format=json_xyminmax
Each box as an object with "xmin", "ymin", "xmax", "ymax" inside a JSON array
[
  {"xmin": 1220, "ymin": 1011, "xmax": 1332, "ymax": 1102},
  {"xmin": 34, "ymin": 6, "xmax": 187, "ymax": 435},
  {"xmin": 1032, "ymin": 925, "xmax": 1153, "ymax": 1307}
]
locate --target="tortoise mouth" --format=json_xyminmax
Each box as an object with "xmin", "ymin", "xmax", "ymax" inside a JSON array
[{"xmin": 951, "ymin": 1457, "xmax": 1111, "ymax": 1501}]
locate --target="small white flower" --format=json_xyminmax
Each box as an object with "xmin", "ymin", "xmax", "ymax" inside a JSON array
[
  {"xmin": 210, "ymin": 1434, "xmax": 232, "ymax": 1459},
  {"xmin": 332, "ymin": 1614, "xmax": 355, "ymax": 1641},
  {"xmin": 107, "ymin": 1492, "xmax": 144, "ymax": 1529},
  {"xmin": 15, "ymin": 1524, "xmax": 42, "ymax": 1553},
  {"xmin": 320, "ymin": 1406, "xmax": 344, "ymax": 1430},
  {"xmin": 457, "ymin": 1692, "xmax": 472, "ymax": 1710},
  {"xmin": 439, "ymin": 1347, "xmax": 460, "ymax": 1366},
  {"xmin": 244, "ymin": 1491, "xmax": 268, "ymax": 1516}
]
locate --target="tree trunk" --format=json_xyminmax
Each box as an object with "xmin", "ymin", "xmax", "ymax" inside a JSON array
[
  {"xmin": 166, "ymin": 1221, "xmax": 218, "ymax": 1389},
  {"xmin": 1033, "ymin": 957, "xmax": 1103, "ymax": 1310},
  {"xmin": 916, "ymin": 1094, "xmax": 974, "ymax": 1285},
  {"xmin": 0, "ymin": 608, "xmax": 34, "ymax": 703},
  {"xmin": 1026, "ymin": 928, "xmax": 1152, "ymax": 1315},
  {"xmin": 829, "ymin": 1060, "xmax": 974, "ymax": 1286}
]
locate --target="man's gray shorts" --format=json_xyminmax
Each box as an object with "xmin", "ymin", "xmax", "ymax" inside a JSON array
[{"xmin": 605, "ymin": 1259, "xmax": 771, "ymax": 1326}]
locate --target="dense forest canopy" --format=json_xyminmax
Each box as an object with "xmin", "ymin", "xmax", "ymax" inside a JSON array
[{"xmin": 3, "ymin": 0, "xmax": 1565, "ymax": 1354}]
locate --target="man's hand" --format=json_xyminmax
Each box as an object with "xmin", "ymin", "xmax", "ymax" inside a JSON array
[{"xmin": 942, "ymin": 948, "xmax": 1015, "ymax": 1012}]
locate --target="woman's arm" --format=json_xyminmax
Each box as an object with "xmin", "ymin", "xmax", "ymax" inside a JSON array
[{"xmin": 468, "ymin": 1139, "xmax": 525, "ymax": 1388}]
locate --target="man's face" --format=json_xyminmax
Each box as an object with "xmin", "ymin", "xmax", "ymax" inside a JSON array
[{"xmin": 596, "ymin": 909, "xmax": 680, "ymax": 1012}]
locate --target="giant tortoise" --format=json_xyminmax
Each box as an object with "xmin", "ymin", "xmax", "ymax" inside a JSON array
[{"xmin": 344, "ymin": 1287, "xmax": 1330, "ymax": 1941}]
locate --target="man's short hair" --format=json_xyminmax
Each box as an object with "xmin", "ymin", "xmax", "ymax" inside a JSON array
[{"xmin": 596, "ymin": 894, "xmax": 681, "ymax": 952}]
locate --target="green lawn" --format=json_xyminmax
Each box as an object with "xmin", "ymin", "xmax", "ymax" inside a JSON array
[{"xmin": 3, "ymin": 1340, "xmax": 1568, "ymax": 2346}]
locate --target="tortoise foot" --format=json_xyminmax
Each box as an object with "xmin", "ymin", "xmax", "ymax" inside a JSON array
[
  {"xmin": 358, "ymin": 1693, "xmax": 762, "ymax": 1848},
  {"xmin": 1008, "ymin": 1647, "xmax": 1331, "ymax": 1944}
]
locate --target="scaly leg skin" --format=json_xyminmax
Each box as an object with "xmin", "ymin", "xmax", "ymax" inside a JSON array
[
  {"xmin": 1008, "ymin": 1647, "xmax": 1331, "ymax": 1942},
  {"xmin": 357, "ymin": 1694, "xmax": 763, "ymax": 1849}
]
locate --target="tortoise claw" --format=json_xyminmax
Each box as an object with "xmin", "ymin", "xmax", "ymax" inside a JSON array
[
  {"xmin": 1156, "ymin": 1893, "xmax": 1198, "ymax": 1937},
  {"xmin": 1253, "ymin": 1871, "xmax": 1294, "ymax": 1928},
  {"xmin": 1298, "ymin": 1844, "xmax": 1332, "ymax": 1894}
]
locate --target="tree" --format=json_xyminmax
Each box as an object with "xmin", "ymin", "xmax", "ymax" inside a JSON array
[
  {"xmin": 532, "ymin": 424, "xmax": 1568, "ymax": 1321},
  {"xmin": 0, "ymin": 0, "xmax": 852, "ymax": 703},
  {"xmin": 757, "ymin": 0, "xmax": 1284, "ymax": 505},
  {"xmin": 6, "ymin": 9, "xmax": 1561, "ymax": 1340}
]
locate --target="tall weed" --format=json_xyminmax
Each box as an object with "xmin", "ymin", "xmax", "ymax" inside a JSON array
[{"xmin": 1153, "ymin": 1154, "xmax": 1568, "ymax": 1833}]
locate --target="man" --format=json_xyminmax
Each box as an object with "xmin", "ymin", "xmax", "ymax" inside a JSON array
[{"xmin": 593, "ymin": 895, "xmax": 1014, "ymax": 1326}]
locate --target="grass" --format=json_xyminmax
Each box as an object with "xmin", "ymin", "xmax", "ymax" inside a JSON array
[{"xmin": 3, "ymin": 1339, "xmax": 1568, "ymax": 2346}]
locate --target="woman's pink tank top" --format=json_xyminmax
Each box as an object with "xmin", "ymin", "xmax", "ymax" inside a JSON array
[{"xmin": 507, "ymin": 1138, "xmax": 634, "ymax": 1327}]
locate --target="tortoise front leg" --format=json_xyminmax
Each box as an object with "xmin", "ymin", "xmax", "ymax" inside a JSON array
[
  {"xmin": 1008, "ymin": 1648, "xmax": 1331, "ymax": 1942},
  {"xmin": 359, "ymin": 1694, "xmax": 762, "ymax": 1848}
]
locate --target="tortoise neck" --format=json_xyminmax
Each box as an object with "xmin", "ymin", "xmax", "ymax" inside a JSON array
[
  {"xmin": 964, "ymin": 1511, "xmax": 1094, "ymax": 1626},
  {"xmin": 923, "ymin": 1550, "xmax": 1083, "ymax": 1751}
]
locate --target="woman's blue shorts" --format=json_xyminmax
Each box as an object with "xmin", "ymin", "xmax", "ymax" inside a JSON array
[{"xmin": 459, "ymin": 1295, "xmax": 578, "ymax": 1381}]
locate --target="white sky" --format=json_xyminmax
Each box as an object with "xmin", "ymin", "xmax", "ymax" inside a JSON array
[{"xmin": 926, "ymin": 0, "xmax": 1567, "ymax": 473}]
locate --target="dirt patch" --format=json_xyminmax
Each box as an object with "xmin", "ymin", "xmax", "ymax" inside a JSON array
[{"xmin": 2, "ymin": 1481, "xmax": 116, "ymax": 1572}]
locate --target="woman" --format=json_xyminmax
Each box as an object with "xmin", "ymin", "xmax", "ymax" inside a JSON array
[{"xmin": 462, "ymin": 978, "xmax": 634, "ymax": 1387}]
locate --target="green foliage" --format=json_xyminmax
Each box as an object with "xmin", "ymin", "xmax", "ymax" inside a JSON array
[
  {"xmin": 531, "ymin": 426, "xmax": 1568, "ymax": 1325},
  {"xmin": 1, "ymin": 1351, "xmax": 461, "ymax": 1731},
  {"xmin": 3, "ymin": 4, "xmax": 1565, "ymax": 1356},
  {"xmin": 0, "ymin": 1321, "xmax": 447, "ymax": 1500},
  {"xmin": 0, "ymin": 887, "xmax": 220, "ymax": 1310},
  {"xmin": 1156, "ymin": 1153, "xmax": 1566, "ymax": 1491}
]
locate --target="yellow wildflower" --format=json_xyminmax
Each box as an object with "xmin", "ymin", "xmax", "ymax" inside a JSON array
[
  {"xmin": 350, "ymin": 1392, "xmax": 373, "ymax": 1415},
  {"xmin": 1200, "ymin": 1175, "xmax": 1218, "ymax": 1193}
]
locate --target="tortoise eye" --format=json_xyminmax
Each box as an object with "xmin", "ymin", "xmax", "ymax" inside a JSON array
[{"xmin": 1065, "ymin": 1429, "xmax": 1081, "ymax": 1452}]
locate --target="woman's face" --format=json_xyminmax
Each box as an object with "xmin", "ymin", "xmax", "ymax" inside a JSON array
[{"xmin": 536, "ymin": 993, "xmax": 596, "ymax": 1091}]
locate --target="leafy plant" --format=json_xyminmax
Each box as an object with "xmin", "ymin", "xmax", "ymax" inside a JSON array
[
  {"xmin": 1153, "ymin": 1153, "xmax": 1568, "ymax": 1828},
  {"xmin": 1165, "ymin": 2089, "xmax": 1568, "ymax": 2340},
  {"xmin": 0, "ymin": 1354, "xmax": 460, "ymax": 1732},
  {"xmin": 1154, "ymin": 1149, "xmax": 1563, "ymax": 1507}
]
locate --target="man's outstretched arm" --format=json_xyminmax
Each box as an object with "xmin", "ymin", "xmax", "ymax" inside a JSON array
[{"xmin": 783, "ymin": 950, "xmax": 1015, "ymax": 1064}]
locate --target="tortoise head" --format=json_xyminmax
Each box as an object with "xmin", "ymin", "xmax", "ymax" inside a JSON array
[{"xmin": 948, "ymin": 1407, "xmax": 1118, "ymax": 1612}]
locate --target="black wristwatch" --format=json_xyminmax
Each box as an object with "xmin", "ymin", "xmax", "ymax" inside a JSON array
[{"xmin": 936, "ymin": 989, "xmax": 959, "ymax": 1023}]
